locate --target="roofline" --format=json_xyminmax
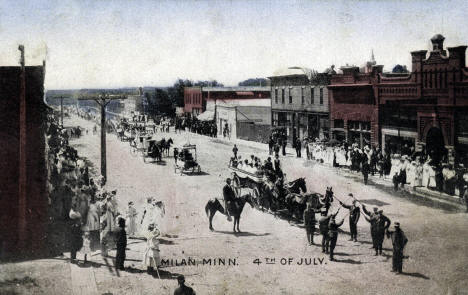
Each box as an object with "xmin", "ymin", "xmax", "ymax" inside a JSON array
[{"xmin": 202, "ymin": 86, "xmax": 270, "ymax": 92}]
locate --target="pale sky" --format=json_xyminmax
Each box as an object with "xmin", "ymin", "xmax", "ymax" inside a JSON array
[{"xmin": 0, "ymin": 0, "xmax": 466, "ymax": 89}]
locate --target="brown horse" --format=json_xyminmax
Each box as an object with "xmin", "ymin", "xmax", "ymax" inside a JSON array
[{"xmin": 205, "ymin": 193, "xmax": 255, "ymax": 232}]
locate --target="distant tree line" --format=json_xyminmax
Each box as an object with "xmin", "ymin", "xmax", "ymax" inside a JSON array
[
  {"xmin": 238, "ymin": 78, "xmax": 268, "ymax": 86},
  {"xmin": 144, "ymin": 79, "xmax": 223, "ymax": 117}
]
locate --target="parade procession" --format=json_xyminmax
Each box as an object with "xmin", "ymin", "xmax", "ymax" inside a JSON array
[{"xmin": 2, "ymin": 1, "xmax": 468, "ymax": 295}]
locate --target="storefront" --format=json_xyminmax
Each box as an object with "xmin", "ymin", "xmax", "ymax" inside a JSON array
[{"xmin": 381, "ymin": 128, "xmax": 417, "ymax": 154}]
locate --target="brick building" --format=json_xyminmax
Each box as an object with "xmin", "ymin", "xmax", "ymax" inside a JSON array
[
  {"xmin": 0, "ymin": 64, "xmax": 48, "ymax": 257},
  {"xmin": 329, "ymin": 35, "xmax": 468, "ymax": 164},
  {"xmin": 269, "ymin": 67, "xmax": 332, "ymax": 145},
  {"xmin": 183, "ymin": 86, "xmax": 204, "ymax": 116}
]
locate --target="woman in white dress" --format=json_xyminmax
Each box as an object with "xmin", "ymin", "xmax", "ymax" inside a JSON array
[
  {"xmin": 422, "ymin": 159, "xmax": 431, "ymax": 187},
  {"xmin": 407, "ymin": 161, "xmax": 417, "ymax": 188},
  {"xmin": 153, "ymin": 201, "xmax": 166, "ymax": 235},
  {"xmin": 143, "ymin": 224, "xmax": 161, "ymax": 274},
  {"xmin": 85, "ymin": 198, "xmax": 100, "ymax": 251},
  {"xmin": 389, "ymin": 155, "xmax": 400, "ymax": 180},
  {"xmin": 428, "ymin": 164, "xmax": 437, "ymax": 189},
  {"xmin": 126, "ymin": 201, "xmax": 138, "ymax": 237},
  {"xmin": 346, "ymin": 150, "xmax": 352, "ymax": 168},
  {"xmin": 140, "ymin": 197, "xmax": 155, "ymax": 236}
]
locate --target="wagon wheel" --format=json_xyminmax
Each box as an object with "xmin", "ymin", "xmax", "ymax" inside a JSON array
[{"xmin": 130, "ymin": 146, "xmax": 138, "ymax": 157}]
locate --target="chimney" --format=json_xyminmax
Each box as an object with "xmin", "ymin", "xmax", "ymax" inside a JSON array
[
  {"xmin": 448, "ymin": 46, "xmax": 467, "ymax": 68},
  {"xmin": 411, "ymin": 50, "xmax": 427, "ymax": 72}
]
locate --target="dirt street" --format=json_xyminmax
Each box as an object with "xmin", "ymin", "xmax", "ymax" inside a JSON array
[{"xmin": 2, "ymin": 115, "xmax": 468, "ymax": 295}]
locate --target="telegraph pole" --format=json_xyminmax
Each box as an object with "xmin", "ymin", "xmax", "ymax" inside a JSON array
[
  {"xmin": 18, "ymin": 45, "xmax": 27, "ymax": 248},
  {"xmin": 78, "ymin": 93, "xmax": 126, "ymax": 183}
]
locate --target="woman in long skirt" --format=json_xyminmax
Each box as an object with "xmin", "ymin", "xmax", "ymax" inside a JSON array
[
  {"xmin": 126, "ymin": 202, "xmax": 138, "ymax": 237},
  {"xmin": 85, "ymin": 198, "xmax": 100, "ymax": 251},
  {"xmin": 143, "ymin": 224, "xmax": 161, "ymax": 274}
]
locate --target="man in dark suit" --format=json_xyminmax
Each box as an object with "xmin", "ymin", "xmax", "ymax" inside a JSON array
[
  {"xmin": 339, "ymin": 196, "xmax": 361, "ymax": 242},
  {"xmin": 223, "ymin": 178, "xmax": 236, "ymax": 222},
  {"xmin": 115, "ymin": 218, "xmax": 127, "ymax": 270},
  {"xmin": 387, "ymin": 222, "xmax": 408, "ymax": 274}
]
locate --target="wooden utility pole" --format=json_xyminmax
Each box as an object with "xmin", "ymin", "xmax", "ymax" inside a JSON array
[
  {"xmin": 18, "ymin": 45, "xmax": 27, "ymax": 247},
  {"xmin": 78, "ymin": 93, "xmax": 126, "ymax": 183}
]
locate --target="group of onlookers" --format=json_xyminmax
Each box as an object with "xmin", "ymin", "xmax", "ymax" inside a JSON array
[
  {"xmin": 303, "ymin": 139, "xmax": 468, "ymax": 207},
  {"xmin": 175, "ymin": 116, "xmax": 217, "ymax": 137}
]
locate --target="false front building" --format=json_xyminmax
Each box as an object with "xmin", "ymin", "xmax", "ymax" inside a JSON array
[
  {"xmin": 203, "ymin": 86, "xmax": 271, "ymax": 142},
  {"xmin": 269, "ymin": 67, "xmax": 332, "ymax": 145},
  {"xmin": 329, "ymin": 35, "xmax": 468, "ymax": 164}
]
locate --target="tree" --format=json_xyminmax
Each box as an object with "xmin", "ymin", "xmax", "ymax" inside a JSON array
[
  {"xmin": 392, "ymin": 64, "xmax": 409, "ymax": 73},
  {"xmin": 167, "ymin": 79, "xmax": 193, "ymax": 107},
  {"xmin": 238, "ymin": 78, "xmax": 267, "ymax": 86},
  {"xmin": 194, "ymin": 80, "xmax": 224, "ymax": 87}
]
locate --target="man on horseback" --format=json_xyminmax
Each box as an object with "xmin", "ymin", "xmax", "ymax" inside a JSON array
[{"xmin": 223, "ymin": 178, "xmax": 236, "ymax": 222}]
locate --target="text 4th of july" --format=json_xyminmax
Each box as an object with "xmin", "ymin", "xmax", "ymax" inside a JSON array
[{"xmin": 253, "ymin": 257, "xmax": 327, "ymax": 266}]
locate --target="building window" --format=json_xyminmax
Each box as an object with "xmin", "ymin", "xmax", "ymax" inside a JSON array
[
  {"xmin": 334, "ymin": 119, "xmax": 344, "ymax": 129},
  {"xmin": 319, "ymin": 88, "xmax": 323, "ymax": 105},
  {"xmin": 281, "ymin": 89, "xmax": 285, "ymax": 104},
  {"xmin": 301, "ymin": 88, "xmax": 304, "ymax": 104},
  {"xmin": 311, "ymin": 87, "xmax": 314, "ymax": 104},
  {"xmin": 289, "ymin": 88, "xmax": 292, "ymax": 104},
  {"xmin": 275, "ymin": 89, "xmax": 278, "ymax": 104}
]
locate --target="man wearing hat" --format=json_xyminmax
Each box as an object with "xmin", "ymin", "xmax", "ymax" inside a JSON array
[
  {"xmin": 174, "ymin": 275, "xmax": 196, "ymax": 295},
  {"xmin": 339, "ymin": 196, "xmax": 361, "ymax": 242},
  {"xmin": 387, "ymin": 222, "xmax": 408, "ymax": 274},
  {"xmin": 318, "ymin": 208, "xmax": 340, "ymax": 253},
  {"xmin": 223, "ymin": 178, "xmax": 236, "ymax": 222},
  {"xmin": 303, "ymin": 203, "xmax": 317, "ymax": 245},
  {"xmin": 362, "ymin": 205, "xmax": 379, "ymax": 252},
  {"xmin": 376, "ymin": 210, "xmax": 391, "ymax": 254},
  {"xmin": 328, "ymin": 216, "xmax": 345, "ymax": 261}
]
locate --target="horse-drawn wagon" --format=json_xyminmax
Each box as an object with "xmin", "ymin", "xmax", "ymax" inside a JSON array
[
  {"xmin": 130, "ymin": 134, "xmax": 152, "ymax": 156},
  {"xmin": 229, "ymin": 166, "xmax": 264, "ymax": 207},
  {"xmin": 228, "ymin": 165, "xmax": 330, "ymax": 221},
  {"xmin": 174, "ymin": 144, "xmax": 201, "ymax": 175}
]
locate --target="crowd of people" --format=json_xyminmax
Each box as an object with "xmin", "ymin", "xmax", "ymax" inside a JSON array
[
  {"xmin": 229, "ymin": 144, "xmax": 284, "ymax": 182},
  {"xmin": 303, "ymin": 195, "xmax": 408, "ymax": 273},
  {"xmin": 47, "ymin": 109, "xmax": 170, "ymax": 275},
  {"xmin": 226, "ymin": 140, "xmax": 409, "ymax": 273},
  {"xmin": 304, "ymin": 139, "xmax": 468, "ymax": 206},
  {"xmin": 175, "ymin": 116, "xmax": 217, "ymax": 137}
]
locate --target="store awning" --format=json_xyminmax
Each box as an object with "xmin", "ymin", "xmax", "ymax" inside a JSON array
[{"xmin": 196, "ymin": 110, "xmax": 215, "ymax": 121}]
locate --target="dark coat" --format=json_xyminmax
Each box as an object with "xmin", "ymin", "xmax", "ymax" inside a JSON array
[
  {"xmin": 303, "ymin": 209, "xmax": 316, "ymax": 227},
  {"xmin": 223, "ymin": 184, "xmax": 236, "ymax": 202}
]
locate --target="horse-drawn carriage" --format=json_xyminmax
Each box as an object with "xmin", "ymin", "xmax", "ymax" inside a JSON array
[
  {"xmin": 174, "ymin": 144, "xmax": 201, "ymax": 175},
  {"xmin": 130, "ymin": 134, "xmax": 152, "ymax": 156},
  {"xmin": 141, "ymin": 137, "xmax": 173, "ymax": 163},
  {"xmin": 229, "ymin": 167, "xmax": 264, "ymax": 206},
  {"xmin": 228, "ymin": 165, "xmax": 333, "ymax": 220}
]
